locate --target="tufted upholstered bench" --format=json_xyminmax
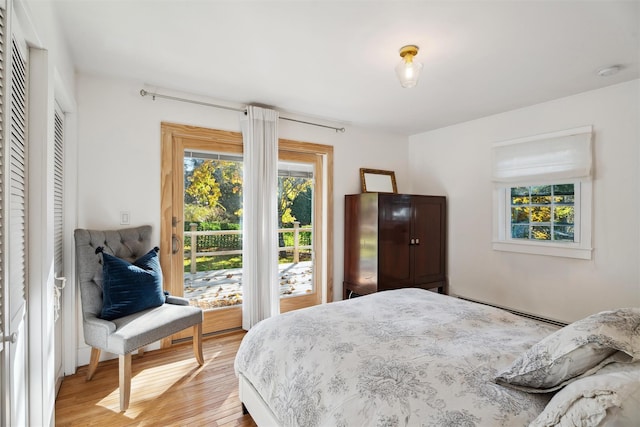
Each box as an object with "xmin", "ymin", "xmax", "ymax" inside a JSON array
[{"xmin": 74, "ymin": 225, "xmax": 204, "ymax": 411}]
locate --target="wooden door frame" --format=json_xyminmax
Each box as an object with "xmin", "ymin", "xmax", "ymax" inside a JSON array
[
  {"xmin": 160, "ymin": 123, "xmax": 333, "ymax": 344},
  {"xmin": 279, "ymin": 142, "xmax": 328, "ymax": 312},
  {"xmin": 162, "ymin": 124, "xmax": 244, "ymax": 342}
]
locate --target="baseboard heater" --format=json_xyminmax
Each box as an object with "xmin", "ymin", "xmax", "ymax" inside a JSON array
[{"xmin": 455, "ymin": 295, "xmax": 568, "ymax": 328}]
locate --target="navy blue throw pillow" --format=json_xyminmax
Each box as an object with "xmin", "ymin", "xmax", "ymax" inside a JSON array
[{"xmin": 99, "ymin": 247, "xmax": 166, "ymax": 320}]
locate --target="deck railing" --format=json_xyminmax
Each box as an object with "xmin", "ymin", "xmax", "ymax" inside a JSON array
[{"xmin": 185, "ymin": 221, "xmax": 312, "ymax": 274}]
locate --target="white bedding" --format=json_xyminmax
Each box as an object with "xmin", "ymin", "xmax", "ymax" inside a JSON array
[{"xmin": 234, "ymin": 288, "xmax": 559, "ymax": 426}]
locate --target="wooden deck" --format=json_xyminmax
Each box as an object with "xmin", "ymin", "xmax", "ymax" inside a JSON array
[
  {"xmin": 55, "ymin": 331, "xmax": 257, "ymax": 426},
  {"xmin": 185, "ymin": 261, "xmax": 313, "ymax": 309}
]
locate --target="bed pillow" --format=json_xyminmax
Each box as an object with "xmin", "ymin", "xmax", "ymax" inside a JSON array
[
  {"xmin": 495, "ymin": 308, "xmax": 640, "ymax": 392},
  {"xmin": 98, "ymin": 247, "xmax": 166, "ymax": 320},
  {"xmin": 530, "ymin": 360, "xmax": 640, "ymax": 427}
]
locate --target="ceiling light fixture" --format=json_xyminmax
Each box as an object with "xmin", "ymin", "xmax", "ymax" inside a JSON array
[{"xmin": 395, "ymin": 45, "xmax": 423, "ymax": 88}]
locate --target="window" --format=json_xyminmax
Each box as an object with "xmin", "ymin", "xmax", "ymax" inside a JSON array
[
  {"xmin": 510, "ymin": 184, "xmax": 575, "ymax": 241},
  {"xmin": 492, "ymin": 126, "xmax": 593, "ymax": 259}
]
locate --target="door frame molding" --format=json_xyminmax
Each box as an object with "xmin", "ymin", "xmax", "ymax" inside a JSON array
[{"xmin": 161, "ymin": 123, "xmax": 244, "ymax": 340}]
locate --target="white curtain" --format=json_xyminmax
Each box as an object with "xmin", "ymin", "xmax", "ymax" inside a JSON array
[
  {"xmin": 242, "ymin": 105, "xmax": 280, "ymax": 330},
  {"xmin": 492, "ymin": 126, "xmax": 593, "ymax": 185}
]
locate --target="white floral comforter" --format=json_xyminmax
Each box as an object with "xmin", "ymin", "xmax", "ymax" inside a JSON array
[{"xmin": 234, "ymin": 289, "xmax": 559, "ymax": 427}]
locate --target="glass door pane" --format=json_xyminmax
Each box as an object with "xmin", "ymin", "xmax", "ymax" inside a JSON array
[
  {"xmin": 278, "ymin": 149, "xmax": 323, "ymax": 312},
  {"xmin": 277, "ymin": 160, "xmax": 315, "ymax": 299},
  {"xmin": 183, "ymin": 150, "xmax": 245, "ymax": 310}
]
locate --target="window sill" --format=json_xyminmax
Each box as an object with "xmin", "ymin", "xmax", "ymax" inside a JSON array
[{"xmin": 492, "ymin": 241, "xmax": 592, "ymax": 260}]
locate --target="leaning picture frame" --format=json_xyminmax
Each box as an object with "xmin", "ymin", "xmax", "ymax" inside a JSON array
[{"xmin": 360, "ymin": 168, "xmax": 398, "ymax": 193}]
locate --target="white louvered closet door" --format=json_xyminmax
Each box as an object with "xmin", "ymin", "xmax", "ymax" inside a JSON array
[
  {"xmin": 0, "ymin": 3, "xmax": 6, "ymax": 422},
  {"xmin": 53, "ymin": 104, "xmax": 65, "ymax": 389},
  {"xmin": 1, "ymin": 7, "xmax": 29, "ymax": 425},
  {"xmin": 53, "ymin": 106, "xmax": 64, "ymax": 313}
]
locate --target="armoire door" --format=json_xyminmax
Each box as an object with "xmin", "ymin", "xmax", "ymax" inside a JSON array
[
  {"xmin": 411, "ymin": 196, "xmax": 446, "ymax": 285},
  {"xmin": 378, "ymin": 194, "xmax": 413, "ymax": 289}
]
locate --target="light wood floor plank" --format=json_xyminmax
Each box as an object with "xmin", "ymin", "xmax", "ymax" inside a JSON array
[{"xmin": 55, "ymin": 330, "xmax": 257, "ymax": 427}]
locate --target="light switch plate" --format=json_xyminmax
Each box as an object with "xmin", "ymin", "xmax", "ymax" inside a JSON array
[{"xmin": 120, "ymin": 211, "xmax": 130, "ymax": 225}]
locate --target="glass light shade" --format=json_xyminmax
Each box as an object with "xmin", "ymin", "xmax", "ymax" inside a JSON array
[{"xmin": 395, "ymin": 56, "xmax": 423, "ymax": 88}]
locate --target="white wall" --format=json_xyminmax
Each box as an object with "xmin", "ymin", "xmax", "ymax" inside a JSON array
[
  {"xmin": 408, "ymin": 80, "xmax": 640, "ymax": 323},
  {"xmin": 75, "ymin": 73, "xmax": 410, "ymax": 361},
  {"xmin": 23, "ymin": 0, "xmax": 76, "ymax": 105}
]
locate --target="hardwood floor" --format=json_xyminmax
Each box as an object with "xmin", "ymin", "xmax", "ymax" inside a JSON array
[{"xmin": 55, "ymin": 330, "xmax": 257, "ymax": 426}]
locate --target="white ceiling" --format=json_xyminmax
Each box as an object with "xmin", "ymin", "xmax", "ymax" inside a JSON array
[{"xmin": 51, "ymin": 0, "xmax": 639, "ymax": 136}]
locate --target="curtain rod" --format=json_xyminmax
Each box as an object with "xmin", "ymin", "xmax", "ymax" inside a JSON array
[{"xmin": 139, "ymin": 89, "xmax": 346, "ymax": 133}]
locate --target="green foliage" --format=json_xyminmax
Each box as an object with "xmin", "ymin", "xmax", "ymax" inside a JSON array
[
  {"xmin": 510, "ymin": 184, "xmax": 575, "ymax": 241},
  {"xmin": 184, "ymin": 221, "xmax": 242, "ymax": 252},
  {"xmin": 184, "ymin": 255, "xmax": 243, "ymax": 272},
  {"xmin": 553, "ymin": 184, "xmax": 574, "ymax": 195},
  {"xmin": 290, "ymin": 186, "xmax": 312, "ymax": 225},
  {"xmin": 531, "ymin": 226, "xmax": 551, "ymax": 240},
  {"xmin": 281, "ymin": 209, "xmax": 296, "ymax": 224},
  {"xmin": 183, "ymin": 252, "xmax": 311, "ymax": 273},
  {"xmin": 278, "ymin": 177, "xmax": 312, "ymax": 225},
  {"xmin": 216, "ymin": 161, "xmax": 243, "ymax": 222},
  {"xmin": 184, "ymin": 156, "xmax": 315, "ymax": 259},
  {"xmin": 185, "ymin": 156, "xmax": 314, "ymax": 227},
  {"xmin": 184, "ymin": 204, "xmax": 217, "ymax": 223},
  {"xmin": 186, "ymin": 160, "xmax": 221, "ymax": 208},
  {"xmin": 187, "ymin": 222, "xmax": 240, "ymax": 231},
  {"xmin": 184, "ymin": 159, "xmax": 243, "ymax": 223},
  {"xmin": 554, "ymin": 206, "xmax": 574, "ymax": 224},
  {"xmin": 281, "ymin": 230, "xmax": 312, "ymax": 246}
]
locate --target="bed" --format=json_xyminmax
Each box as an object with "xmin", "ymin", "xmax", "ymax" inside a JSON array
[{"xmin": 234, "ymin": 289, "xmax": 640, "ymax": 427}]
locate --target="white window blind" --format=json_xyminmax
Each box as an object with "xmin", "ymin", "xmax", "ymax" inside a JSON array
[{"xmin": 492, "ymin": 126, "xmax": 593, "ymax": 185}]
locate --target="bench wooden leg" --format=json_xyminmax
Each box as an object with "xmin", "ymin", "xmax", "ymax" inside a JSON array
[
  {"xmin": 87, "ymin": 348, "xmax": 101, "ymax": 381},
  {"xmin": 193, "ymin": 323, "xmax": 204, "ymax": 365},
  {"xmin": 119, "ymin": 353, "xmax": 132, "ymax": 411}
]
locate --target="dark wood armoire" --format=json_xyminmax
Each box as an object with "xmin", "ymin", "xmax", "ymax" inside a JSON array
[{"xmin": 343, "ymin": 193, "xmax": 447, "ymax": 299}]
